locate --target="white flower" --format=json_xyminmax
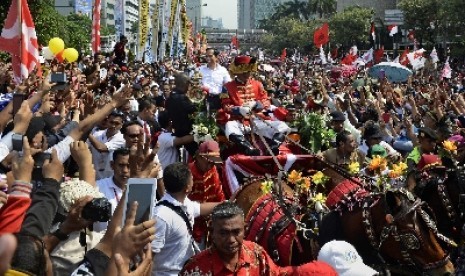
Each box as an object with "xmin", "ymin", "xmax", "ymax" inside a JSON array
[{"xmin": 60, "ymin": 178, "xmax": 104, "ymax": 212}]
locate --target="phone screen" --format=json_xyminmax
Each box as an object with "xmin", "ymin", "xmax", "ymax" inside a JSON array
[
  {"xmin": 126, "ymin": 182, "xmax": 156, "ymax": 225},
  {"xmin": 12, "ymin": 94, "xmax": 25, "ymax": 116}
]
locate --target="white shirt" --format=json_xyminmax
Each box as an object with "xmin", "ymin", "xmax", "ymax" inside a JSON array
[
  {"xmin": 88, "ymin": 129, "xmax": 126, "ymax": 180},
  {"xmin": 94, "ymin": 177, "xmax": 123, "ymax": 232},
  {"xmin": 157, "ymin": 131, "xmax": 179, "ymax": 170},
  {"xmin": 199, "ymin": 64, "xmax": 231, "ymax": 95},
  {"xmin": 151, "ymin": 193, "xmax": 201, "ymax": 276}
]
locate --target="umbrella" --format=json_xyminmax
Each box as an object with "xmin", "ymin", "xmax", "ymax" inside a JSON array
[{"xmin": 368, "ymin": 62, "xmax": 412, "ymax": 83}]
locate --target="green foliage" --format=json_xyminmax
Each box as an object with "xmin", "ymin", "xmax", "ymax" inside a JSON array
[
  {"xmin": 65, "ymin": 14, "xmax": 92, "ymax": 51},
  {"xmin": 297, "ymin": 112, "xmax": 334, "ymax": 154},
  {"xmin": 398, "ymin": 0, "xmax": 465, "ymax": 47},
  {"xmin": 309, "ymin": 0, "xmax": 337, "ymax": 19},
  {"xmin": 328, "ymin": 6, "xmax": 374, "ymax": 46},
  {"xmin": 259, "ymin": 17, "xmax": 321, "ymax": 52}
]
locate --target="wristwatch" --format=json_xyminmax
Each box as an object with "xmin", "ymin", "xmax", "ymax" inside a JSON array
[{"xmin": 51, "ymin": 224, "xmax": 70, "ymax": 241}]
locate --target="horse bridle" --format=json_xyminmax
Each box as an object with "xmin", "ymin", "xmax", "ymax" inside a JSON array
[{"xmin": 361, "ymin": 191, "xmax": 454, "ymax": 274}]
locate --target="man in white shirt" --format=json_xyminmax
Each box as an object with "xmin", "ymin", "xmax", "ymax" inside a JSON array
[
  {"xmin": 87, "ymin": 112, "xmax": 126, "ymax": 180},
  {"xmin": 199, "ymin": 48, "xmax": 232, "ymax": 111},
  {"xmin": 94, "ymin": 148, "xmax": 131, "ymax": 232},
  {"xmin": 156, "ymin": 111, "xmax": 194, "ymax": 170},
  {"xmin": 152, "ymin": 163, "xmax": 220, "ymax": 276}
]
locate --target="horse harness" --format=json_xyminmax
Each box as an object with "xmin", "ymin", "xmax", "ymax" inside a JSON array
[{"xmin": 361, "ymin": 190, "xmax": 454, "ymax": 274}]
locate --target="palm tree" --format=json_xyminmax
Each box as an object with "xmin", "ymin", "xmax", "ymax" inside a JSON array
[{"xmin": 309, "ymin": 0, "xmax": 336, "ymax": 19}]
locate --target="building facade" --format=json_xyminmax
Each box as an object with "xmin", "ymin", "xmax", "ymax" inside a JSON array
[
  {"xmin": 336, "ymin": 0, "xmax": 397, "ymax": 21},
  {"xmin": 186, "ymin": 0, "xmax": 204, "ymax": 33},
  {"xmin": 202, "ymin": 16, "xmax": 223, "ymax": 29},
  {"xmin": 237, "ymin": 0, "xmax": 290, "ymax": 30}
]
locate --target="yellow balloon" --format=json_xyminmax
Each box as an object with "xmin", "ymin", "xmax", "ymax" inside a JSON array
[
  {"xmin": 48, "ymin": 37, "xmax": 65, "ymax": 54},
  {"xmin": 63, "ymin": 48, "xmax": 79, "ymax": 63}
]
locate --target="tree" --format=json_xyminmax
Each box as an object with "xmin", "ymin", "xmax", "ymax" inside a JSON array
[
  {"xmin": 309, "ymin": 0, "xmax": 337, "ymax": 19},
  {"xmin": 259, "ymin": 17, "xmax": 321, "ymax": 52},
  {"xmin": 398, "ymin": 0, "xmax": 440, "ymax": 46},
  {"xmin": 329, "ymin": 6, "xmax": 373, "ymax": 47},
  {"xmin": 65, "ymin": 14, "xmax": 92, "ymax": 51},
  {"xmin": 259, "ymin": 0, "xmax": 312, "ymax": 30}
]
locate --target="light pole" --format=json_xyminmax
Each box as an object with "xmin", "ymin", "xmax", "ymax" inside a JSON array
[{"xmin": 187, "ymin": 3, "xmax": 207, "ymax": 33}]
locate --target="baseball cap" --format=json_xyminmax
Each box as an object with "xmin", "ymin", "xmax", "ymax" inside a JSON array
[
  {"xmin": 198, "ymin": 141, "xmax": 222, "ymax": 163},
  {"xmin": 318, "ymin": 240, "xmax": 377, "ymax": 276}
]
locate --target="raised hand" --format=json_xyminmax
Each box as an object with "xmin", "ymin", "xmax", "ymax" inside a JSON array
[{"xmin": 11, "ymin": 137, "xmax": 34, "ymax": 183}]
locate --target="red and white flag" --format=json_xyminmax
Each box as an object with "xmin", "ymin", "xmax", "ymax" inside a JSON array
[
  {"xmin": 91, "ymin": 0, "xmax": 101, "ymax": 54},
  {"xmin": 361, "ymin": 48, "xmax": 373, "ymax": 63},
  {"xmin": 388, "ymin": 25, "xmax": 398, "ymax": 37},
  {"xmin": 399, "ymin": 48, "xmax": 410, "ymax": 66},
  {"xmin": 0, "ymin": 0, "xmax": 40, "ymax": 83},
  {"xmin": 370, "ymin": 22, "xmax": 376, "ymax": 41},
  {"xmin": 407, "ymin": 48, "xmax": 426, "ymax": 70}
]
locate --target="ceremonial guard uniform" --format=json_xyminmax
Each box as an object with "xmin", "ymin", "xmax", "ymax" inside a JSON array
[{"xmin": 221, "ymin": 56, "xmax": 290, "ymax": 156}]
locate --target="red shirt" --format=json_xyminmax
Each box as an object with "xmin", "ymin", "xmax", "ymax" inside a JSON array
[
  {"xmin": 180, "ymin": 240, "xmax": 337, "ymax": 276},
  {"xmin": 188, "ymin": 162, "xmax": 225, "ymax": 241},
  {"xmin": 222, "ymin": 79, "xmax": 270, "ymax": 113},
  {"xmin": 0, "ymin": 196, "xmax": 31, "ymax": 234}
]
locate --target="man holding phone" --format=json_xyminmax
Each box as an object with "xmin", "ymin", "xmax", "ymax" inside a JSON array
[{"xmin": 152, "ymin": 163, "xmax": 221, "ymax": 276}]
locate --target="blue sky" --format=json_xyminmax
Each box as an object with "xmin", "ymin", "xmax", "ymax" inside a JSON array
[{"xmin": 202, "ymin": 0, "xmax": 237, "ymax": 29}]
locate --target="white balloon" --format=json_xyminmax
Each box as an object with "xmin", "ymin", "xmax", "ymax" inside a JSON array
[{"xmin": 42, "ymin": 47, "xmax": 54, "ymax": 60}]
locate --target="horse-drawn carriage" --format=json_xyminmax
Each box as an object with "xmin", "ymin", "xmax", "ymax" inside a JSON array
[{"xmin": 223, "ymin": 153, "xmax": 456, "ymax": 275}]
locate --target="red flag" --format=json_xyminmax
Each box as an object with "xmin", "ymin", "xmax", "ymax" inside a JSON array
[
  {"xmin": 313, "ymin": 23, "xmax": 329, "ymax": 48},
  {"xmin": 231, "ymin": 35, "xmax": 239, "ymax": 49},
  {"xmin": 0, "ymin": 0, "xmax": 40, "ymax": 84},
  {"xmin": 370, "ymin": 22, "xmax": 376, "ymax": 41},
  {"xmin": 400, "ymin": 48, "xmax": 409, "ymax": 66},
  {"xmin": 374, "ymin": 47, "xmax": 384, "ymax": 64},
  {"xmin": 92, "ymin": 0, "xmax": 101, "ymax": 54},
  {"xmin": 280, "ymin": 48, "xmax": 287, "ymax": 61}
]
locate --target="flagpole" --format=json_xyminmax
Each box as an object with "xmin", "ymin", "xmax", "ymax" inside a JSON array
[{"xmin": 17, "ymin": 0, "xmax": 22, "ymax": 84}]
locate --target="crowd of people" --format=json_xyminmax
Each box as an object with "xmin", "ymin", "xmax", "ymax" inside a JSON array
[{"xmin": 0, "ymin": 39, "xmax": 463, "ymax": 275}]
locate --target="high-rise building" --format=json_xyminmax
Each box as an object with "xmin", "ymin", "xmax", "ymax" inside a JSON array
[
  {"xmin": 186, "ymin": 0, "xmax": 204, "ymax": 33},
  {"xmin": 202, "ymin": 16, "xmax": 223, "ymax": 29},
  {"xmin": 55, "ymin": 0, "xmax": 92, "ymax": 17},
  {"xmin": 336, "ymin": 0, "xmax": 397, "ymax": 21},
  {"xmin": 237, "ymin": 0, "xmax": 290, "ymax": 30},
  {"xmin": 101, "ymin": 0, "xmax": 116, "ymax": 28},
  {"xmin": 124, "ymin": 0, "xmax": 139, "ymax": 34}
]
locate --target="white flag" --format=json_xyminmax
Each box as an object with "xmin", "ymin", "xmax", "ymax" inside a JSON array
[
  {"xmin": 362, "ymin": 48, "xmax": 373, "ymax": 63},
  {"xmin": 430, "ymin": 47, "xmax": 439, "ymax": 63},
  {"xmin": 327, "ymin": 50, "xmax": 333, "ymax": 64},
  {"xmin": 320, "ymin": 46, "xmax": 327, "ymax": 65}
]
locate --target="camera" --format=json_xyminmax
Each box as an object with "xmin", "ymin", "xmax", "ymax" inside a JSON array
[{"xmin": 81, "ymin": 198, "xmax": 111, "ymax": 222}]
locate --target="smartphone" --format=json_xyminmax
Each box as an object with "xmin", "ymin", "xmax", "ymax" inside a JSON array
[
  {"xmin": 12, "ymin": 94, "xmax": 26, "ymax": 116},
  {"xmin": 12, "ymin": 133, "xmax": 23, "ymax": 152},
  {"xmin": 123, "ymin": 178, "xmax": 157, "ymax": 225}
]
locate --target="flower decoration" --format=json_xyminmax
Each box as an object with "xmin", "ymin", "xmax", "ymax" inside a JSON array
[
  {"xmin": 390, "ymin": 162, "xmax": 408, "ymax": 178},
  {"xmin": 443, "ymin": 140, "xmax": 457, "ymax": 153},
  {"xmin": 348, "ymin": 162, "xmax": 360, "ymax": 175},
  {"xmin": 367, "ymin": 155, "xmax": 388, "ymax": 173},
  {"xmin": 260, "ymin": 179, "xmax": 273, "ymax": 194},
  {"xmin": 288, "ymin": 170, "xmax": 302, "ymax": 184},
  {"xmin": 59, "ymin": 178, "xmax": 104, "ymax": 212},
  {"xmin": 313, "ymin": 193, "xmax": 327, "ymax": 204},
  {"xmin": 311, "ymin": 171, "xmax": 330, "ymax": 186}
]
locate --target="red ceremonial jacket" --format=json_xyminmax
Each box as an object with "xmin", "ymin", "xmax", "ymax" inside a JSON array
[
  {"xmin": 180, "ymin": 240, "xmax": 337, "ymax": 276},
  {"xmin": 188, "ymin": 161, "xmax": 225, "ymax": 242},
  {"xmin": 221, "ymin": 78, "xmax": 270, "ymax": 121}
]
